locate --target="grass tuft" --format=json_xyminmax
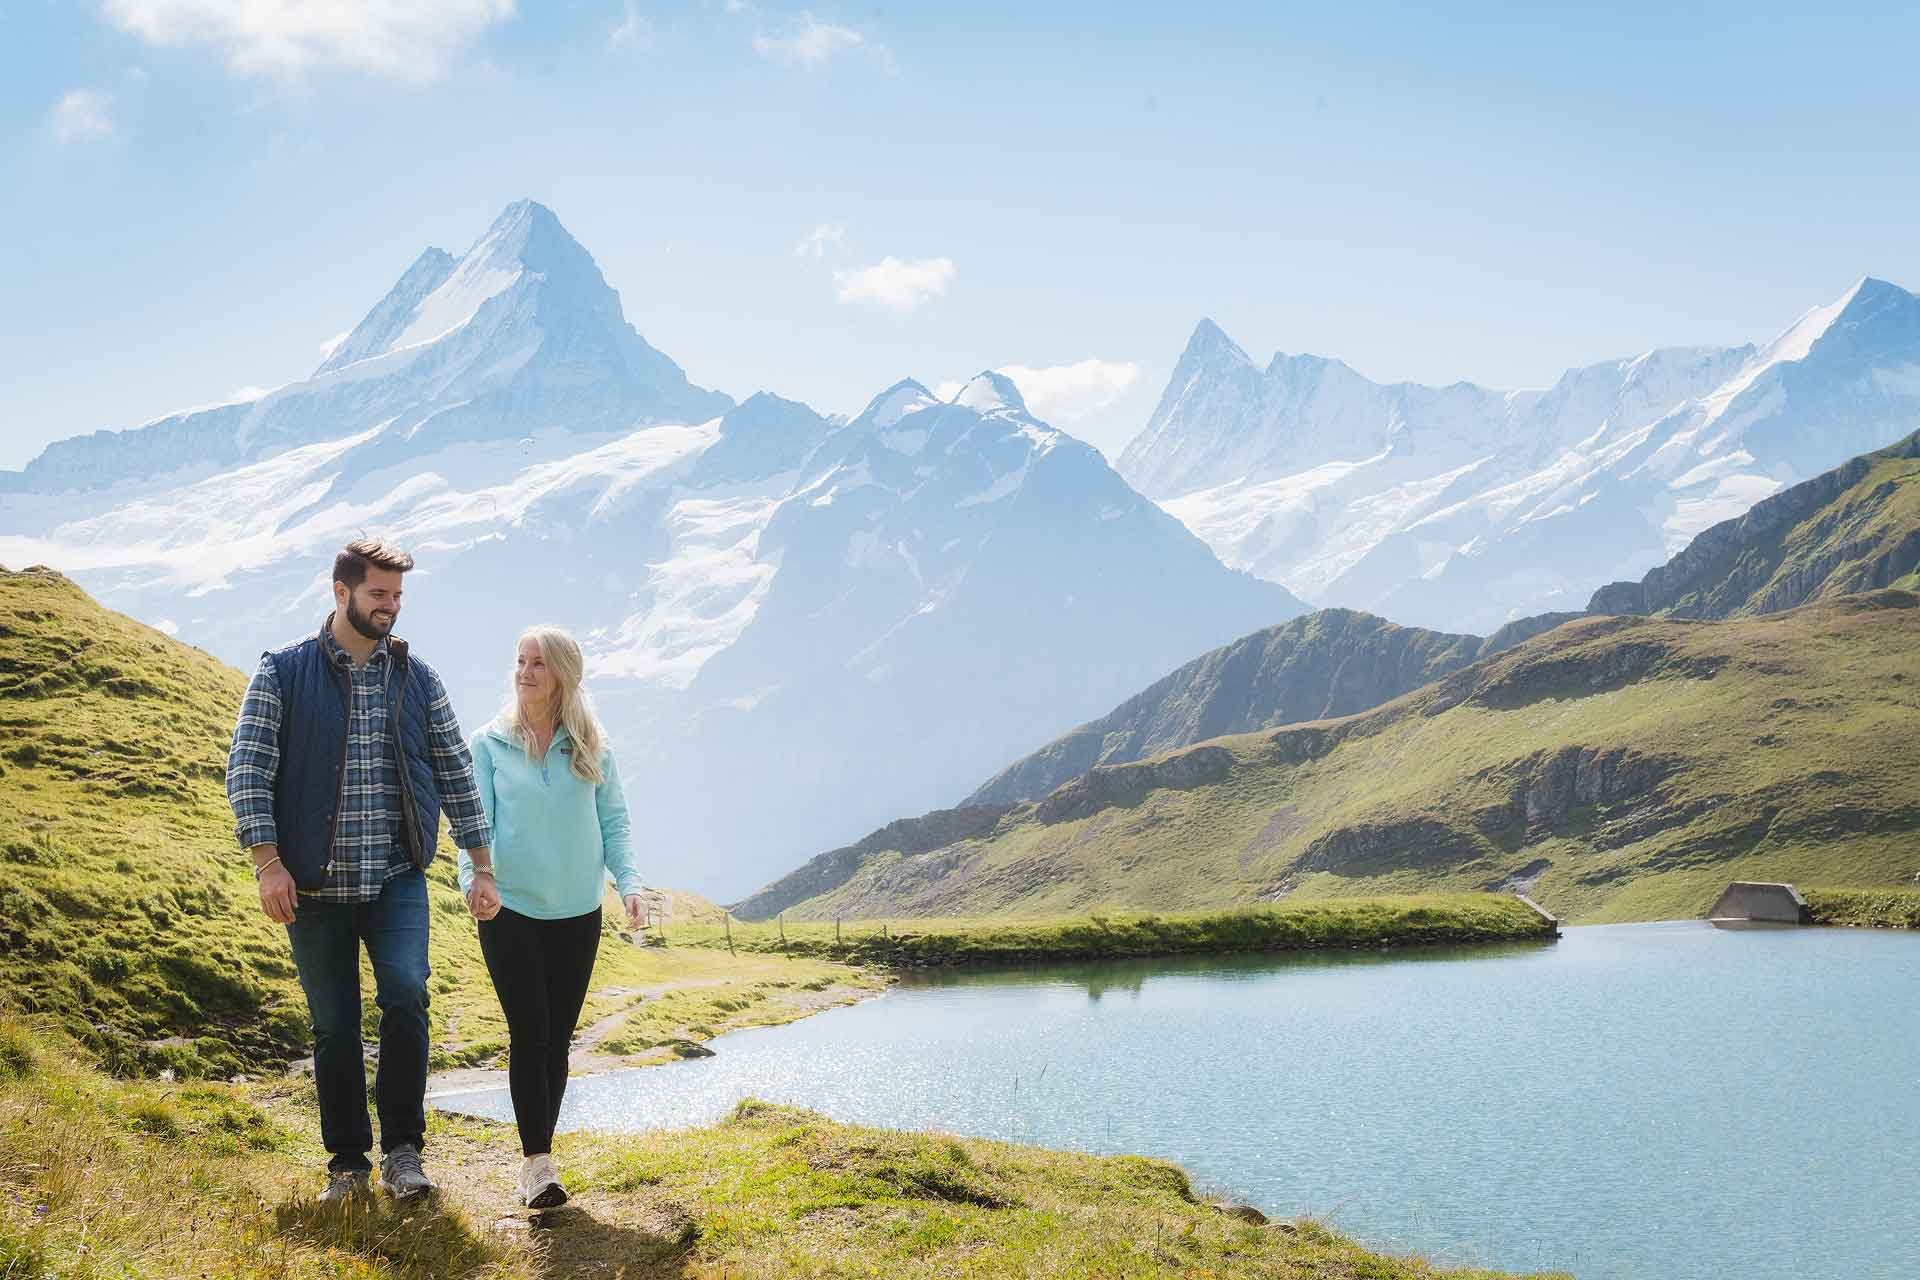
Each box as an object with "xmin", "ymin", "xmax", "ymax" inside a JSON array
[
  {"xmin": 0, "ymin": 1024, "xmax": 32, "ymax": 1082},
  {"xmin": 1804, "ymin": 885, "xmax": 1920, "ymax": 928},
  {"xmin": 0, "ymin": 1017, "xmax": 538, "ymax": 1280},
  {"xmin": 271, "ymin": 1193, "xmax": 512, "ymax": 1280}
]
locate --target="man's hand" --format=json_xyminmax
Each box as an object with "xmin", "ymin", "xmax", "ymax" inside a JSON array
[
  {"xmin": 254, "ymin": 850, "xmax": 297, "ymax": 924},
  {"xmin": 622, "ymin": 893, "xmax": 648, "ymax": 930},
  {"xmin": 467, "ymin": 873, "xmax": 502, "ymax": 922}
]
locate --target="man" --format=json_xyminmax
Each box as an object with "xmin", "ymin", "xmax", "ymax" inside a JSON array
[{"xmin": 226, "ymin": 538, "xmax": 494, "ymax": 1202}]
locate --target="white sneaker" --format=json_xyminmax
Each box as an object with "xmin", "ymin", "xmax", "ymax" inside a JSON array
[{"xmin": 519, "ymin": 1153, "xmax": 567, "ymax": 1209}]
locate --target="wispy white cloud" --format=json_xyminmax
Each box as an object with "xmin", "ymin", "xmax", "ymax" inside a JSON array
[
  {"xmin": 793, "ymin": 223, "xmax": 847, "ymax": 259},
  {"xmin": 99, "ymin": 0, "xmax": 516, "ymax": 80},
  {"xmin": 834, "ymin": 256, "xmax": 955, "ymax": 311},
  {"xmin": 995, "ymin": 360, "xmax": 1142, "ymax": 422},
  {"xmin": 609, "ymin": 0, "xmax": 653, "ymax": 50},
  {"xmin": 227, "ymin": 385, "xmax": 270, "ymax": 402},
  {"xmin": 751, "ymin": 11, "xmax": 893, "ymax": 73},
  {"xmin": 51, "ymin": 90, "xmax": 114, "ymax": 143},
  {"xmin": 933, "ymin": 361, "xmax": 1141, "ymax": 422}
]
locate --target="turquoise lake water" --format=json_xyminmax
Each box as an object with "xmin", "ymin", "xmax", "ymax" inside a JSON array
[{"xmin": 436, "ymin": 921, "xmax": 1920, "ymax": 1278}]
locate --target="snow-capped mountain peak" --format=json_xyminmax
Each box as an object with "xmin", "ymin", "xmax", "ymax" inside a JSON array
[
  {"xmin": 316, "ymin": 199, "xmax": 624, "ymax": 375},
  {"xmin": 951, "ymin": 370, "xmax": 1028, "ymax": 416},
  {"xmin": 1184, "ymin": 316, "xmax": 1254, "ymax": 366},
  {"xmin": 1123, "ymin": 277, "xmax": 1920, "ymax": 634},
  {"xmin": 11, "ymin": 201, "xmax": 730, "ymax": 494},
  {"xmin": 314, "ymin": 247, "xmax": 459, "ymax": 373},
  {"xmin": 859, "ymin": 378, "xmax": 939, "ymax": 430}
]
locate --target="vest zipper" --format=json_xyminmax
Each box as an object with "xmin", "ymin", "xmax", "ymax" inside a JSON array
[
  {"xmin": 388, "ymin": 646, "xmax": 427, "ymax": 869},
  {"xmin": 323, "ymin": 658, "xmax": 351, "ymax": 878}
]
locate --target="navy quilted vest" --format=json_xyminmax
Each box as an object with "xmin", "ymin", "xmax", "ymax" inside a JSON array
[{"xmin": 265, "ymin": 621, "xmax": 443, "ymax": 888}]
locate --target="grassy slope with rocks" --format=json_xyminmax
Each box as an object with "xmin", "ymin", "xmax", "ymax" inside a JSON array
[
  {"xmin": 1587, "ymin": 427, "xmax": 1920, "ymax": 619},
  {"xmin": 761, "ymin": 593, "xmax": 1920, "ymax": 925},
  {"xmin": 0, "ymin": 1014, "xmax": 1563, "ymax": 1280},
  {"xmin": 0, "ymin": 567, "xmax": 877, "ymax": 1079},
  {"xmin": 746, "ymin": 433, "xmax": 1920, "ymax": 922},
  {"xmin": 962, "ymin": 608, "xmax": 1577, "ymax": 809}
]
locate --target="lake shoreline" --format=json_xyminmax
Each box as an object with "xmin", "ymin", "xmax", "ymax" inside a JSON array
[
  {"xmin": 1803, "ymin": 885, "xmax": 1920, "ymax": 928},
  {"xmin": 429, "ymin": 894, "xmax": 1557, "ymax": 1095},
  {"xmin": 679, "ymin": 892, "xmax": 1560, "ymax": 966},
  {"xmin": 433, "ymin": 919, "xmax": 1920, "ymax": 1280}
]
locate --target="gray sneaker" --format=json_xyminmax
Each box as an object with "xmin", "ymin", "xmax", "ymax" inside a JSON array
[
  {"xmin": 380, "ymin": 1144, "xmax": 433, "ymax": 1199},
  {"xmin": 518, "ymin": 1153, "xmax": 568, "ymax": 1210},
  {"xmin": 319, "ymin": 1169, "xmax": 370, "ymax": 1203}
]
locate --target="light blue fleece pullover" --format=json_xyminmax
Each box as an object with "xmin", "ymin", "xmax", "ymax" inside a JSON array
[{"xmin": 458, "ymin": 723, "xmax": 646, "ymax": 920}]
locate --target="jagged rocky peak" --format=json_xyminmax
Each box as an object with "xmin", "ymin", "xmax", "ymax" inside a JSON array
[
  {"xmin": 13, "ymin": 199, "xmax": 730, "ymax": 494},
  {"xmin": 694, "ymin": 391, "xmax": 832, "ymax": 483},
  {"xmin": 1800, "ymin": 275, "xmax": 1920, "ymax": 355},
  {"xmin": 1182, "ymin": 316, "xmax": 1254, "ymax": 365},
  {"xmin": 315, "ymin": 246, "xmax": 459, "ymax": 373},
  {"xmin": 1730, "ymin": 276, "xmax": 1913, "ymax": 382},
  {"xmin": 316, "ymin": 198, "xmax": 610, "ymax": 375}
]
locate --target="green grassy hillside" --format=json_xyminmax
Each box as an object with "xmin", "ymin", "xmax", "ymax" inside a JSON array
[
  {"xmin": 0, "ymin": 567, "xmax": 873, "ymax": 1078},
  {"xmin": 963, "ymin": 608, "xmax": 1577, "ymax": 810},
  {"xmin": 1588, "ymin": 428, "xmax": 1920, "ymax": 618},
  {"xmin": 747, "ymin": 432, "xmax": 1920, "ymax": 922},
  {"xmin": 767, "ymin": 592, "xmax": 1920, "ymax": 924}
]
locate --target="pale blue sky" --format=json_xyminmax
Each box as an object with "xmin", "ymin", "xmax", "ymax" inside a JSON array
[{"xmin": 6, "ymin": 1, "xmax": 1919, "ymax": 467}]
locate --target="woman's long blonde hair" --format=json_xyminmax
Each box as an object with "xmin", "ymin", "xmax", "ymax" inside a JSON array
[{"xmin": 495, "ymin": 625, "xmax": 606, "ymax": 784}]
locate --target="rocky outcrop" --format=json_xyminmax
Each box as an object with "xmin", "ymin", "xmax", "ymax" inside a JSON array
[
  {"xmin": 966, "ymin": 608, "xmax": 1568, "ymax": 808},
  {"xmin": 1471, "ymin": 746, "xmax": 1679, "ymax": 844},
  {"xmin": 739, "ymin": 591, "xmax": 1920, "ymax": 922},
  {"xmin": 730, "ymin": 804, "xmax": 1012, "ymax": 920},
  {"xmin": 1033, "ymin": 745, "xmax": 1235, "ymax": 825},
  {"xmin": 1298, "ymin": 818, "xmax": 1486, "ymax": 876},
  {"xmin": 1422, "ymin": 620, "xmax": 1726, "ymax": 716},
  {"xmin": 1587, "ymin": 428, "xmax": 1920, "ymax": 619}
]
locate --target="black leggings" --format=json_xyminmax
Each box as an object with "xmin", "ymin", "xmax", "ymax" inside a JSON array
[{"xmin": 477, "ymin": 905, "xmax": 602, "ymax": 1156}]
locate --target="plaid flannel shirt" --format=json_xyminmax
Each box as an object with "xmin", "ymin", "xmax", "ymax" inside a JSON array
[{"xmin": 226, "ymin": 628, "xmax": 489, "ymax": 902}]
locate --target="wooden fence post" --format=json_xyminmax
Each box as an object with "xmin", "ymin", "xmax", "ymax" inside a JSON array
[{"xmin": 724, "ymin": 911, "xmax": 734, "ymax": 957}]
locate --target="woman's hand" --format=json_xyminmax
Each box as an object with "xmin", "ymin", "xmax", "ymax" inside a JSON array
[
  {"xmin": 467, "ymin": 873, "xmax": 502, "ymax": 921},
  {"xmin": 622, "ymin": 893, "xmax": 647, "ymax": 930}
]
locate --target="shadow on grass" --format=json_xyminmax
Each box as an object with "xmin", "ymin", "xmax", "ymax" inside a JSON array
[
  {"xmin": 526, "ymin": 1200, "xmax": 698, "ymax": 1278},
  {"xmin": 274, "ymin": 1190, "xmax": 524, "ymax": 1280}
]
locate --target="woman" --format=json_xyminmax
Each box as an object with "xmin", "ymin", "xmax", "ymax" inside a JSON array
[{"xmin": 462, "ymin": 625, "xmax": 648, "ymax": 1209}]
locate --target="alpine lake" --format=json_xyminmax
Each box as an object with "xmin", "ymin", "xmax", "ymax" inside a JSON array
[{"xmin": 436, "ymin": 921, "xmax": 1920, "ymax": 1279}]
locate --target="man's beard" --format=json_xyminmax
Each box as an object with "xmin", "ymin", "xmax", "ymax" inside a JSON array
[{"xmin": 343, "ymin": 593, "xmax": 395, "ymax": 641}]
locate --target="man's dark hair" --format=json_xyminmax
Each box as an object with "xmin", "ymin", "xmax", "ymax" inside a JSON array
[{"xmin": 333, "ymin": 538, "xmax": 416, "ymax": 590}]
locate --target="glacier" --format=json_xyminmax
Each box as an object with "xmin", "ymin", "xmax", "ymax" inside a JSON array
[{"xmin": 1121, "ymin": 279, "xmax": 1920, "ymax": 633}]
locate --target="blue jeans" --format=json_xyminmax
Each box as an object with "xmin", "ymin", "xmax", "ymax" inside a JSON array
[{"xmin": 285, "ymin": 869, "xmax": 431, "ymax": 1173}]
